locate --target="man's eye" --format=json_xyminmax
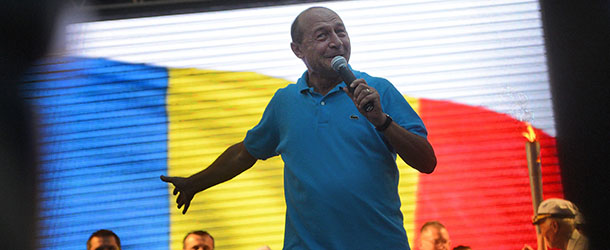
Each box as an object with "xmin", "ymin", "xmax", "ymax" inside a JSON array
[{"xmin": 317, "ymin": 33, "xmax": 327, "ymax": 40}]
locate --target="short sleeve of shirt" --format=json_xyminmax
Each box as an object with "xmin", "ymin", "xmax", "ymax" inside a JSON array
[
  {"xmin": 243, "ymin": 90, "xmax": 281, "ymax": 160},
  {"xmin": 378, "ymin": 78, "xmax": 428, "ymax": 139}
]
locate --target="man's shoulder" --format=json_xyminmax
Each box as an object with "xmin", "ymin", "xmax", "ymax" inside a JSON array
[
  {"xmin": 353, "ymin": 69, "xmax": 393, "ymax": 89},
  {"xmin": 275, "ymin": 82, "xmax": 299, "ymax": 95},
  {"xmin": 267, "ymin": 83, "xmax": 300, "ymax": 104}
]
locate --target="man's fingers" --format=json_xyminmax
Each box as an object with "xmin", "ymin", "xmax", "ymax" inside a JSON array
[
  {"xmin": 352, "ymin": 83, "xmax": 363, "ymax": 98},
  {"xmin": 359, "ymin": 93, "xmax": 377, "ymax": 109},
  {"xmin": 355, "ymin": 86, "xmax": 375, "ymax": 106},
  {"xmin": 353, "ymin": 83, "xmax": 371, "ymax": 102},
  {"xmin": 161, "ymin": 175, "xmax": 182, "ymax": 197},
  {"xmin": 162, "ymin": 175, "xmax": 192, "ymax": 214},
  {"xmin": 356, "ymin": 89, "xmax": 368, "ymax": 104},
  {"xmin": 182, "ymin": 201, "xmax": 191, "ymax": 214},
  {"xmin": 349, "ymin": 78, "xmax": 365, "ymax": 89},
  {"xmin": 160, "ymin": 175, "xmax": 170, "ymax": 182},
  {"xmin": 161, "ymin": 175, "xmax": 177, "ymax": 190},
  {"xmin": 177, "ymin": 192, "xmax": 183, "ymax": 205}
]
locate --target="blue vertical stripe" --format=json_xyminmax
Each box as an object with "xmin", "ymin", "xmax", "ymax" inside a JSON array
[{"xmin": 21, "ymin": 57, "xmax": 170, "ymax": 250}]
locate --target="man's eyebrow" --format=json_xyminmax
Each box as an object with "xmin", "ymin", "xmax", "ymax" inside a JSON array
[
  {"xmin": 312, "ymin": 21, "xmax": 345, "ymax": 33},
  {"xmin": 312, "ymin": 26, "xmax": 329, "ymax": 34}
]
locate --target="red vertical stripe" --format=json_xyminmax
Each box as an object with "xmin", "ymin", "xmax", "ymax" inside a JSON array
[{"xmin": 415, "ymin": 99, "xmax": 562, "ymax": 250}]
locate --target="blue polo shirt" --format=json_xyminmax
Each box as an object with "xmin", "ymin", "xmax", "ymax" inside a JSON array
[{"xmin": 244, "ymin": 68, "xmax": 427, "ymax": 250}]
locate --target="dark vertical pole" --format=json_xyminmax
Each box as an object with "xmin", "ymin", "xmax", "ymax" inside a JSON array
[
  {"xmin": 1, "ymin": 1, "xmax": 62, "ymax": 249},
  {"xmin": 539, "ymin": 1, "xmax": 610, "ymax": 248},
  {"xmin": 526, "ymin": 140, "xmax": 544, "ymax": 250}
]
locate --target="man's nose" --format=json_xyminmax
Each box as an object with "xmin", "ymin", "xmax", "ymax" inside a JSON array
[{"xmin": 329, "ymin": 32, "xmax": 343, "ymax": 48}]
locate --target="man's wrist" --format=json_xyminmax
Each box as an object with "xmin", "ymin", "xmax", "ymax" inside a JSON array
[{"xmin": 375, "ymin": 114, "xmax": 393, "ymax": 131}]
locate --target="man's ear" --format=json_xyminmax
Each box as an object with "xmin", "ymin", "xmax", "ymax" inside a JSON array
[
  {"xmin": 291, "ymin": 42, "xmax": 303, "ymax": 59},
  {"xmin": 550, "ymin": 219, "xmax": 559, "ymax": 233}
]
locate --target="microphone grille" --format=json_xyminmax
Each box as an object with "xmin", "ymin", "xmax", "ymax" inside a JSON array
[{"xmin": 331, "ymin": 56, "xmax": 347, "ymax": 71}]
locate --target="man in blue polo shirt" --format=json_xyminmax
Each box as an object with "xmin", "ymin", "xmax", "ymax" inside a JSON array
[{"xmin": 161, "ymin": 6, "xmax": 436, "ymax": 249}]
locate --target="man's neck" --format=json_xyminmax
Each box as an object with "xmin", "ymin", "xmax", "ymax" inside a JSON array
[
  {"xmin": 556, "ymin": 231, "xmax": 572, "ymax": 250},
  {"xmin": 307, "ymin": 71, "xmax": 342, "ymax": 96}
]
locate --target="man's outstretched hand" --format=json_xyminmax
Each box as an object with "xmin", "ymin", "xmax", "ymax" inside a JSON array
[
  {"xmin": 159, "ymin": 142, "xmax": 258, "ymax": 214},
  {"xmin": 160, "ymin": 175, "xmax": 195, "ymax": 214}
]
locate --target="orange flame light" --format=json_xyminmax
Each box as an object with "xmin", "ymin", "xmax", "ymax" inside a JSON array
[{"xmin": 523, "ymin": 122, "xmax": 537, "ymax": 142}]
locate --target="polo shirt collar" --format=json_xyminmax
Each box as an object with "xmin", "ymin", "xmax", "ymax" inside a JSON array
[
  {"xmin": 297, "ymin": 66, "xmax": 355, "ymax": 95},
  {"xmin": 297, "ymin": 70, "xmax": 311, "ymax": 93}
]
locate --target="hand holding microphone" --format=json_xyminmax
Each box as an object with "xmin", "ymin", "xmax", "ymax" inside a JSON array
[{"xmin": 331, "ymin": 56, "xmax": 375, "ymax": 112}]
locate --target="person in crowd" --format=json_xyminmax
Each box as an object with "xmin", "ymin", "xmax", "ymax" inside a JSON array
[
  {"xmin": 418, "ymin": 221, "xmax": 451, "ymax": 250},
  {"xmin": 87, "ymin": 229, "xmax": 121, "ymax": 250},
  {"xmin": 522, "ymin": 198, "xmax": 588, "ymax": 250},
  {"xmin": 161, "ymin": 6, "xmax": 436, "ymax": 249},
  {"xmin": 183, "ymin": 230, "xmax": 215, "ymax": 250}
]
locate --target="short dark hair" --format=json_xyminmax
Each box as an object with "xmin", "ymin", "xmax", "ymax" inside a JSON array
[
  {"xmin": 87, "ymin": 229, "xmax": 121, "ymax": 250},
  {"xmin": 183, "ymin": 230, "xmax": 214, "ymax": 248},
  {"xmin": 420, "ymin": 220, "xmax": 447, "ymax": 232},
  {"xmin": 291, "ymin": 7, "xmax": 337, "ymax": 43},
  {"xmin": 290, "ymin": 12, "xmax": 302, "ymax": 43},
  {"xmin": 453, "ymin": 245, "xmax": 472, "ymax": 250}
]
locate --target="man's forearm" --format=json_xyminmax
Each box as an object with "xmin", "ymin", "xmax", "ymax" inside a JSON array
[
  {"xmin": 188, "ymin": 141, "xmax": 257, "ymax": 193},
  {"xmin": 383, "ymin": 122, "xmax": 437, "ymax": 174}
]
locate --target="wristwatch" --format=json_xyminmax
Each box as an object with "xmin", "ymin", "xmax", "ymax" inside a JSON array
[{"xmin": 375, "ymin": 114, "xmax": 393, "ymax": 131}]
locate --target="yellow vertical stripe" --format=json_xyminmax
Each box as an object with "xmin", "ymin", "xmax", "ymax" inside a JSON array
[
  {"xmin": 399, "ymin": 96, "xmax": 421, "ymax": 247},
  {"xmin": 167, "ymin": 69, "xmax": 289, "ymax": 250},
  {"xmin": 167, "ymin": 67, "xmax": 421, "ymax": 249}
]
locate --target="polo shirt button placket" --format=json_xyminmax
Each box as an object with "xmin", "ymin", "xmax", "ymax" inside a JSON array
[{"xmin": 318, "ymin": 98, "xmax": 330, "ymax": 125}]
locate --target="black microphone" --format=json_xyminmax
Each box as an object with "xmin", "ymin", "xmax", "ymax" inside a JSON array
[{"xmin": 331, "ymin": 56, "xmax": 374, "ymax": 112}]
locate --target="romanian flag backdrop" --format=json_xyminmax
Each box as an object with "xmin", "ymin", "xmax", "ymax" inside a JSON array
[{"xmin": 21, "ymin": 1, "xmax": 564, "ymax": 250}]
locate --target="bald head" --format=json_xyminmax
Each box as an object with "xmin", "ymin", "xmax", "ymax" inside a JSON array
[
  {"xmin": 291, "ymin": 7, "xmax": 340, "ymax": 43},
  {"xmin": 419, "ymin": 221, "xmax": 451, "ymax": 250}
]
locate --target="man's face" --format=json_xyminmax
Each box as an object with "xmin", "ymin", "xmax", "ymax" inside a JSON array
[
  {"xmin": 418, "ymin": 226, "xmax": 451, "ymax": 250},
  {"xmin": 183, "ymin": 234, "xmax": 214, "ymax": 250},
  {"xmin": 88, "ymin": 236, "xmax": 120, "ymax": 250},
  {"xmin": 291, "ymin": 8, "xmax": 351, "ymax": 77}
]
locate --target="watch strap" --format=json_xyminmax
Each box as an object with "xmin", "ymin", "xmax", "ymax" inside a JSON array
[{"xmin": 375, "ymin": 114, "xmax": 393, "ymax": 131}]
